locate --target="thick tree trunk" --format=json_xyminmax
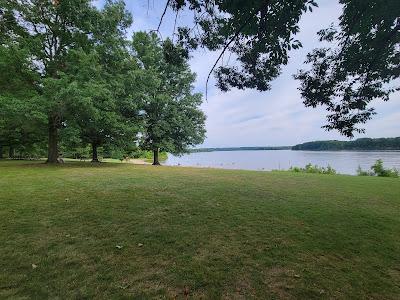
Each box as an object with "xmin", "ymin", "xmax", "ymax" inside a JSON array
[
  {"xmin": 153, "ymin": 148, "xmax": 160, "ymax": 165},
  {"xmin": 91, "ymin": 143, "xmax": 100, "ymax": 163},
  {"xmin": 0, "ymin": 145, "xmax": 3, "ymax": 159},
  {"xmin": 9, "ymin": 146, "xmax": 14, "ymax": 159},
  {"xmin": 47, "ymin": 117, "xmax": 59, "ymax": 164}
]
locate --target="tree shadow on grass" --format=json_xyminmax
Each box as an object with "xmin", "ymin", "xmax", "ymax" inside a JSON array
[{"xmin": 0, "ymin": 159, "xmax": 129, "ymax": 170}]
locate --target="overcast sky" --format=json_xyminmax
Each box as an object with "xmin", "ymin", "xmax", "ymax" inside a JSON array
[{"xmin": 95, "ymin": 0, "xmax": 400, "ymax": 147}]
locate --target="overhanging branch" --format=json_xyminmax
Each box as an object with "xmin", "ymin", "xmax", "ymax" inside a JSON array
[{"xmin": 205, "ymin": 0, "xmax": 272, "ymax": 101}]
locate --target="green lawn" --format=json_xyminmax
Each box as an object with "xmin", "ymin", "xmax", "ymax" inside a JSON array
[{"xmin": 0, "ymin": 160, "xmax": 399, "ymax": 299}]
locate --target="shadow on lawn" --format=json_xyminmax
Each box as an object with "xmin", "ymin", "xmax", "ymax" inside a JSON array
[{"xmin": 0, "ymin": 159, "xmax": 127, "ymax": 169}]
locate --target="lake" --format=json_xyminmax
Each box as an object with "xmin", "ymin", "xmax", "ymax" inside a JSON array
[{"xmin": 165, "ymin": 150, "xmax": 400, "ymax": 175}]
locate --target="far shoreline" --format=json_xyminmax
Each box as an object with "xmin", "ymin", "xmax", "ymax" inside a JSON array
[{"xmin": 189, "ymin": 149, "xmax": 400, "ymax": 153}]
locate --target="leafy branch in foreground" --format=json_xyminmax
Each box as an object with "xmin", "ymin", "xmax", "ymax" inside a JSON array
[
  {"xmin": 295, "ymin": 0, "xmax": 400, "ymax": 137},
  {"xmin": 159, "ymin": 0, "xmax": 399, "ymax": 137},
  {"xmin": 168, "ymin": 0, "xmax": 317, "ymax": 93}
]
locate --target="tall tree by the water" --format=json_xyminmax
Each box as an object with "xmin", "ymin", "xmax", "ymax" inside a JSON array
[{"xmin": 131, "ymin": 32, "xmax": 206, "ymax": 165}]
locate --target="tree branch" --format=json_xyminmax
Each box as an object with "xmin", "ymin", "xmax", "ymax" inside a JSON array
[
  {"xmin": 172, "ymin": 10, "xmax": 178, "ymax": 42},
  {"xmin": 205, "ymin": 0, "xmax": 272, "ymax": 101},
  {"xmin": 157, "ymin": 0, "xmax": 171, "ymax": 32}
]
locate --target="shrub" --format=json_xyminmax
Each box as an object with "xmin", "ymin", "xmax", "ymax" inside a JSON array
[
  {"xmin": 290, "ymin": 164, "xmax": 337, "ymax": 175},
  {"xmin": 290, "ymin": 166, "xmax": 301, "ymax": 173},
  {"xmin": 356, "ymin": 166, "xmax": 374, "ymax": 176},
  {"xmin": 371, "ymin": 159, "xmax": 399, "ymax": 178},
  {"xmin": 357, "ymin": 160, "xmax": 399, "ymax": 178}
]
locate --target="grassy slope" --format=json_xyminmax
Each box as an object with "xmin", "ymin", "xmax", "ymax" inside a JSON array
[{"xmin": 0, "ymin": 161, "xmax": 399, "ymax": 299}]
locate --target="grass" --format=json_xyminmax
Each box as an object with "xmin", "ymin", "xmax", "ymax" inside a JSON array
[{"xmin": 0, "ymin": 160, "xmax": 399, "ymax": 299}]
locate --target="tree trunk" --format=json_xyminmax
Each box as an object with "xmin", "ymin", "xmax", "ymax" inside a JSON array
[
  {"xmin": 9, "ymin": 146, "xmax": 14, "ymax": 159},
  {"xmin": 153, "ymin": 148, "xmax": 160, "ymax": 165},
  {"xmin": 0, "ymin": 145, "xmax": 3, "ymax": 159},
  {"xmin": 91, "ymin": 143, "xmax": 100, "ymax": 163},
  {"xmin": 46, "ymin": 116, "xmax": 59, "ymax": 164}
]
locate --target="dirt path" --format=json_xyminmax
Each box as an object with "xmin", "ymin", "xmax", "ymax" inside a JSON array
[{"xmin": 127, "ymin": 158, "xmax": 152, "ymax": 165}]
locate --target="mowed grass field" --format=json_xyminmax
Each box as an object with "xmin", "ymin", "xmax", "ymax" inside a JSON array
[{"xmin": 0, "ymin": 160, "xmax": 399, "ymax": 299}]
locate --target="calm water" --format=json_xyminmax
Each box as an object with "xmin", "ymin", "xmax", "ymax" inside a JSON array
[{"xmin": 165, "ymin": 150, "xmax": 400, "ymax": 175}]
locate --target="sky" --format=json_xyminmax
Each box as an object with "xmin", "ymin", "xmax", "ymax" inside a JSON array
[{"xmin": 94, "ymin": 0, "xmax": 400, "ymax": 147}]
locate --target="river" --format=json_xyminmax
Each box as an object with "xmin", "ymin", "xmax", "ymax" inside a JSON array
[{"xmin": 164, "ymin": 150, "xmax": 400, "ymax": 175}]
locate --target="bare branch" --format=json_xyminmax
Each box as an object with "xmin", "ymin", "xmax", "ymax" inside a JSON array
[
  {"xmin": 172, "ymin": 10, "xmax": 178, "ymax": 42},
  {"xmin": 157, "ymin": 0, "xmax": 171, "ymax": 32}
]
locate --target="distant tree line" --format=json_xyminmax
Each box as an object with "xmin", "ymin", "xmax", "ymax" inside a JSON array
[
  {"xmin": 190, "ymin": 146, "xmax": 291, "ymax": 153},
  {"xmin": 292, "ymin": 137, "xmax": 400, "ymax": 151}
]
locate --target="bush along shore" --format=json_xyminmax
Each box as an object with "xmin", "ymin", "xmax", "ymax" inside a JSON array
[
  {"xmin": 357, "ymin": 159, "xmax": 399, "ymax": 178},
  {"xmin": 289, "ymin": 160, "xmax": 398, "ymax": 178}
]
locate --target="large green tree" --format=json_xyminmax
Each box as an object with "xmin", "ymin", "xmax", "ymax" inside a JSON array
[
  {"xmin": 65, "ymin": 50, "xmax": 138, "ymax": 162},
  {"xmin": 1, "ymin": 0, "xmax": 93, "ymax": 162},
  {"xmin": 0, "ymin": 0, "xmax": 124, "ymax": 163},
  {"xmin": 132, "ymin": 32, "xmax": 206, "ymax": 165},
  {"xmin": 0, "ymin": 96, "xmax": 46, "ymax": 159},
  {"xmin": 59, "ymin": 1, "xmax": 138, "ymax": 162},
  {"xmin": 0, "ymin": 42, "xmax": 46, "ymax": 159}
]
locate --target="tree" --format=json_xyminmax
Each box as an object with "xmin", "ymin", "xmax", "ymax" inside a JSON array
[
  {"xmin": 160, "ymin": 0, "xmax": 398, "ymax": 136},
  {"xmin": 58, "ymin": 1, "xmax": 138, "ymax": 163},
  {"xmin": 295, "ymin": 0, "xmax": 400, "ymax": 137},
  {"xmin": 0, "ymin": 43, "xmax": 47, "ymax": 159},
  {"xmin": 292, "ymin": 137, "xmax": 400, "ymax": 151},
  {"xmin": 1, "ymin": 0, "xmax": 106, "ymax": 163},
  {"xmin": 64, "ymin": 50, "xmax": 139, "ymax": 162},
  {"xmin": 131, "ymin": 32, "xmax": 206, "ymax": 165},
  {"xmin": 0, "ymin": 95, "xmax": 47, "ymax": 158},
  {"xmin": 166, "ymin": 0, "xmax": 317, "ymax": 94},
  {"xmin": 1, "ymin": 0, "xmax": 138, "ymax": 162}
]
